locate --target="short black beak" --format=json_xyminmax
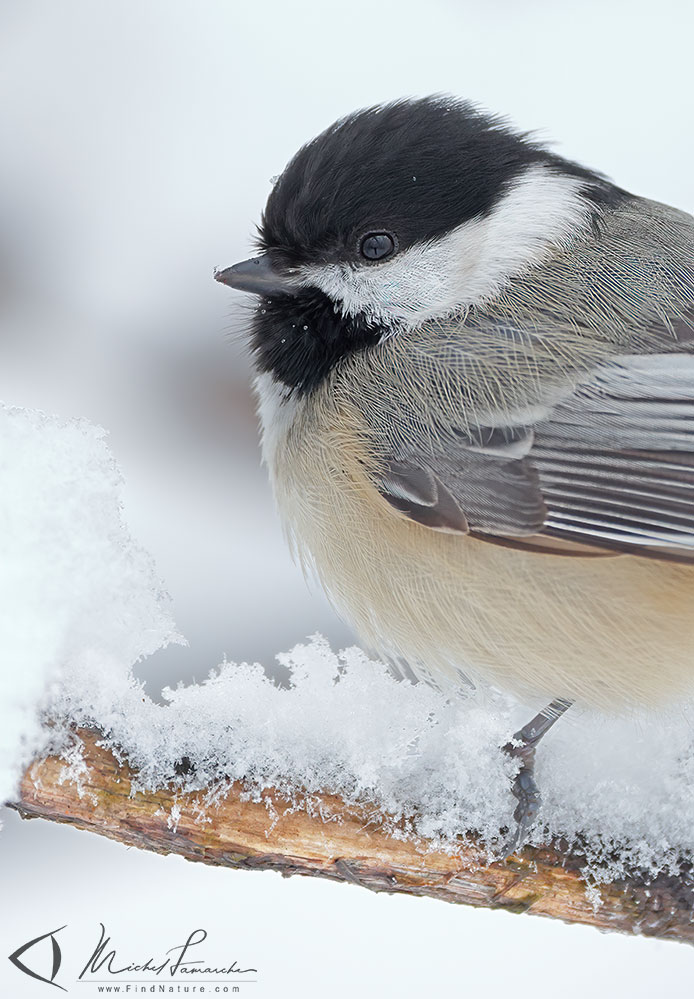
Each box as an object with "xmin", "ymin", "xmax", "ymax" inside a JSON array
[{"xmin": 213, "ymin": 253, "xmax": 299, "ymax": 297}]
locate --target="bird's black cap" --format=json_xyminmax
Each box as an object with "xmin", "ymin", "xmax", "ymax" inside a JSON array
[{"xmin": 257, "ymin": 96, "xmax": 618, "ymax": 265}]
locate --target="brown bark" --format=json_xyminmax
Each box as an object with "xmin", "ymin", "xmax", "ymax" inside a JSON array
[{"xmin": 9, "ymin": 727, "xmax": 694, "ymax": 944}]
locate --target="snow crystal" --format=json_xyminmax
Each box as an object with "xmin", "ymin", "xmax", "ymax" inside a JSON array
[
  {"xmin": 47, "ymin": 633, "xmax": 694, "ymax": 879},
  {"xmin": 3, "ymin": 403, "xmax": 694, "ymax": 884},
  {"xmin": 0, "ymin": 404, "xmax": 180, "ymax": 806}
]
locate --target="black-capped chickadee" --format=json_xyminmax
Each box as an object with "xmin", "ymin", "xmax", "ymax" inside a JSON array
[{"xmin": 215, "ymin": 97, "xmax": 694, "ymax": 855}]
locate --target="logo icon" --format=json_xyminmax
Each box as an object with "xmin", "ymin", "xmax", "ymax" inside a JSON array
[{"xmin": 8, "ymin": 925, "xmax": 67, "ymax": 991}]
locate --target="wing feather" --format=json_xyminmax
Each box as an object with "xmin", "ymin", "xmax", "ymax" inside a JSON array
[{"xmin": 376, "ymin": 353, "xmax": 694, "ymax": 560}]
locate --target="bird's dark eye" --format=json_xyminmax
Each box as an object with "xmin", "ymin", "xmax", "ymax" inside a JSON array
[{"xmin": 359, "ymin": 231, "xmax": 396, "ymax": 261}]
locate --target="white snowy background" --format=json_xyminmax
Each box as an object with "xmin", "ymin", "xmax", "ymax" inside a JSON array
[{"xmin": 1, "ymin": 1, "xmax": 694, "ymax": 996}]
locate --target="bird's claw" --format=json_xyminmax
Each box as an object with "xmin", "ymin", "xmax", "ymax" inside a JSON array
[
  {"xmin": 497, "ymin": 698, "xmax": 572, "ymax": 861},
  {"xmin": 499, "ymin": 759, "xmax": 542, "ymax": 859}
]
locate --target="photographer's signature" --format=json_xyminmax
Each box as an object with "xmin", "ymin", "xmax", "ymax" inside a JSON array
[{"xmin": 9, "ymin": 924, "xmax": 257, "ymax": 991}]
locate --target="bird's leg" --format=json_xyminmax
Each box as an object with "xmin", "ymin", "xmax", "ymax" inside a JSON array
[{"xmin": 500, "ymin": 697, "xmax": 572, "ymax": 860}]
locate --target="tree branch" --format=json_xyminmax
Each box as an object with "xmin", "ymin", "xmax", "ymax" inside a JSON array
[{"xmin": 9, "ymin": 727, "xmax": 694, "ymax": 944}]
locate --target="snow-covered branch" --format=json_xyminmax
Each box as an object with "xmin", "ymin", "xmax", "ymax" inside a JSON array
[{"xmin": 11, "ymin": 727, "xmax": 694, "ymax": 946}]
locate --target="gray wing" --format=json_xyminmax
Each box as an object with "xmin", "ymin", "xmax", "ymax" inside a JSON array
[{"xmin": 375, "ymin": 353, "xmax": 694, "ymax": 561}]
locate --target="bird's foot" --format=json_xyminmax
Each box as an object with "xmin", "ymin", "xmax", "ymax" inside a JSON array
[
  {"xmin": 500, "ymin": 739, "xmax": 541, "ymax": 859},
  {"xmin": 498, "ymin": 697, "xmax": 572, "ymax": 861}
]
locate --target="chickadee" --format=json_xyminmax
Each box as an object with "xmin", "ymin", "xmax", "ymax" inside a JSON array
[{"xmin": 215, "ymin": 97, "xmax": 694, "ymax": 855}]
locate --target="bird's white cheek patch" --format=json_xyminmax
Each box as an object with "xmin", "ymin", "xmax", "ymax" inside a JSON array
[{"xmin": 301, "ymin": 166, "xmax": 592, "ymax": 327}]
